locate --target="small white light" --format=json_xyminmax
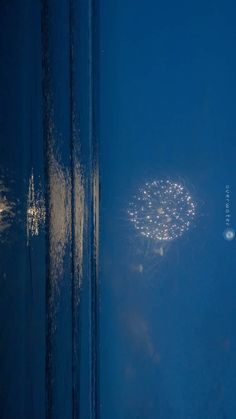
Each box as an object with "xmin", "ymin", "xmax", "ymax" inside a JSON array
[{"xmin": 223, "ymin": 228, "xmax": 235, "ymax": 241}]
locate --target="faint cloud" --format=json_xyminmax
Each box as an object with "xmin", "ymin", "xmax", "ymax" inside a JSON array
[
  {"xmin": 132, "ymin": 264, "xmax": 144, "ymax": 274},
  {"xmin": 124, "ymin": 364, "xmax": 136, "ymax": 381},
  {"xmin": 124, "ymin": 310, "xmax": 160, "ymax": 364}
]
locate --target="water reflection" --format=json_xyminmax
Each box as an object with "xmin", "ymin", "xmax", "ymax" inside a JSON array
[
  {"xmin": 23, "ymin": 147, "xmax": 87, "ymax": 304},
  {"xmin": 0, "ymin": 177, "xmax": 15, "ymax": 238},
  {"xmin": 0, "ymin": 152, "xmax": 87, "ymax": 296},
  {"xmin": 73, "ymin": 159, "xmax": 85, "ymax": 301},
  {"xmin": 27, "ymin": 170, "xmax": 46, "ymax": 242},
  {"xmin": 48, "ymin": 148, "xmax": 71, "ymax": 286}
]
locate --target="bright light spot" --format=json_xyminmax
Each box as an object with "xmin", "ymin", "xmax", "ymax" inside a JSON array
[{"xmin": 223, "ymin": 228, "xmax": 235, "ymax": 241}]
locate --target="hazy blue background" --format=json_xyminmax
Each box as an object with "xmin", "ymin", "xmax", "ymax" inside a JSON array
[
  {"xmin": 1, "ymin": 1, "xmax": 236, "ymax": 418},
  {"xmin": 99, "ymin": 1, "xmax": 236, "ymax": 418}
]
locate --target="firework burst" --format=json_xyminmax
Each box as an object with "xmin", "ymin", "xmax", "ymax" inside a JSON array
[{"xmin": 128, "ymin": 179, "xmax": 196, "ymax": 242}]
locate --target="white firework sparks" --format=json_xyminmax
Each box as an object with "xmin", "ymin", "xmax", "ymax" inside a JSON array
[{"xmin": 128, "ymin": 179, "xmax": 196, "ymax": 241}]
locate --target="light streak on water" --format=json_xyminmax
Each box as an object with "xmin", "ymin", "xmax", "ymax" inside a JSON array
[
  {"xmin": 48, "ymin": 148, "xmax": 71, "ymax": 289},
  {"xmin": 73, "ymin": 159, "xmax": 86, "ymax": 301},
  {"xmin": 27, "ymin": 170, "xmax": 46, "ymax": 242},
  {"xmin": 0, "ymin": 178, "xmax": 14, "ymax": 238}
]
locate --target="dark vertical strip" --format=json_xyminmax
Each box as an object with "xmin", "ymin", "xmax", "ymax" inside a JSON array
[
  {"xmin": 41, "ymin": 1, "xmax": 99, "ymax": 418},
  {"xmin": 69, "ymin": 1, "xmax": 78, "ymax": 418},
  {"xmin": 41, "ymin": 1, "xmax": 53, "ymax": 418},
  {"xmin": 88, "ymin": 0, "xmax": 95, "ymax": 417},
  {"xmin": 91, "ymin": 0, "xmax": 100, "ymax": 418},
  {"xmin": 89, "ymin": 0, "xmax": 95, "ymax": 415}
]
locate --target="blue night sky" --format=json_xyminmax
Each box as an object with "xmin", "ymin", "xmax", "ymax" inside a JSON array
[{"xmin": 99, "ymin": 1, "xmax": 236, "ymax": 418}]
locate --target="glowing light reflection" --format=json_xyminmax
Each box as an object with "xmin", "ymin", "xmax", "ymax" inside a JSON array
[
  {"xmin": 0, "ymin": 179, "xmax": 14, "ymax": 237},
  {"xmin": 27, "ymin": 171, "xmax": 46, "ymax": 242}
]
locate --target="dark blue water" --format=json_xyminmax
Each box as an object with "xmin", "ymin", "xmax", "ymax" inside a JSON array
[{"xmin": 0, "ymin": 1, "xmax": 98, "ymax": 419}]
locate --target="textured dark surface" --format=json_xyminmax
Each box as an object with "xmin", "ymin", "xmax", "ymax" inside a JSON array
[{"xmin": 0, "ymin": 1, "xmax": 98, "ymax": 418}]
